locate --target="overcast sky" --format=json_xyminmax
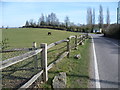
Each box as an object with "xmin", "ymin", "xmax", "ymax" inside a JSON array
[{"xmin": 0, "ymin": 0, "xmax": 119, "ymax": 27}]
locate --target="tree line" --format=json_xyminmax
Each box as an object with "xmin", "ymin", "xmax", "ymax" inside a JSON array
[
  {"xmin": 86, "ymin": 5, "xmax": 110, "ymax": 33},
  {"xmin": 23, "ymin": 5, "xmax": 110, "ymax": 33},
  {"xmin": 23, "ymin": 12, "xmax": 76, "ymax": 31}
]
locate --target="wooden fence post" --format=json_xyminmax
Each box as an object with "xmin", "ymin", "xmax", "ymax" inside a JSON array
[
  {"xmin": 79, "ymin": 35, "xmax": 83, "ymax": 45},
  {"xmin": 67, "ymin": 37, "xmax": 70, "ymax": 58},
  {"xmin": 41, "ymin": 43, "xmax": 48, "ymax": 82},
  {"xmin": 81, "ymin": 35, "xmax": 85, "ymax": 45},
  {"xmin": 83, "ymin": 35, "xmax": 85, "ymax": 41},
  {"xmin": 33, "ymin": 42, "xmax": 37, "ymax": 49},
  {"xmin": 75, "ymin": 35, "xmax": 78, "ymax": 50},
  {"xmin": 33, "ymin": 42, "xmax": 38, "ymax": 69},
  {"xmin": 81, "ymin": 35, "xmax": 83, "ymax": 41}
]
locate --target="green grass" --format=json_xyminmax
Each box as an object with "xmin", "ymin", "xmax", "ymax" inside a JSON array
[
  {"xmin": 36, "ymin": 39, "xmax": 91, "ymax": 88},
  {"xmin": 2, "ymin": 28, "xmax": 80, "ymax": 60},
  {"xmin": 2, "ymin": 28, "xmax": 91, "ymax": 88},
  {"xmin": 2, "ymin": 28, "xmax": 80, "ymax": 48}
]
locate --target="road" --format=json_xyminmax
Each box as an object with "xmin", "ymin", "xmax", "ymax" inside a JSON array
[{"xmin": 89, "ymin": 34, "xmax": 120, "ymax": 88}]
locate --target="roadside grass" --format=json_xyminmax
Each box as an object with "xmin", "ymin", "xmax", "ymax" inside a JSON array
[{"xmin": 36, "ymin": 38, "xmax": 90, "ymax": 88}]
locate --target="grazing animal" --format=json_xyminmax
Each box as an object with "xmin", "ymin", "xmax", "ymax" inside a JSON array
[{"xmin": 48, "ymin": 32, "xmax": 51, "ymax": 35}]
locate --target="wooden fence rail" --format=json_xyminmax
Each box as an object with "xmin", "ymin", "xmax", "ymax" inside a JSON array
[
  {"xmin": 1, "ymin": 42, "xmax": 38, "ymax": 53},
  {"xmin": 0, "ymin": 48, "xmax": 33, "ymax": 53},
  {"xmin": 0, "ymin": 49, "xmax": 42, "ymax": 70},
  {"xmin": 1, "ymin": 34, "xmax": 88, "ymax": 89},
  {"xmin": 47, "ymin": 39, "xmax": 68, "ymax": 49}
]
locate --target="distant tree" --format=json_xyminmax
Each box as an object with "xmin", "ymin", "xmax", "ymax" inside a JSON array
[
  {"xmin": 68, "ymin": 22, "xmax": 76, "ymax": 31},
  {"xmin": 86, "ymin": 7, "xmax": 92, "ymax": 32},
  {"xmin": 87, "ymin": 8, "xmax": 92, "ymax": 25},
  {"xmin": 92, "ymin": 8, "xmax": 95, "ymax": 32},
  {"xmin": 33, "ymin": 21, "xmax": 37, "ymax": 27},
  {"xmin": 55, "ymin": 19, "xmax": 60, "ymax": 26},
  {"xmin": 40, "ymin": 14, "xmax": 45, "ymax": 26},
  {"xmin": 38, "ymin": 14, "xmax": 45, "ymax": 26},
  {"xmin": 64, "ymin": 16, "xmax": 70, "ymax": 28},
  {"xmin": 46, "ymin": 15, "xmax": 51, "ymax": 25},
  {"xmin": 106, "ymin": 8, "xmax": 110, "ymax": 25},
  {"xmin": 98, "ymin": 5, "xmax": 104, "ymax": 29},
  {"xmin": 49, "ymin": 13, "xmax": 59, "ymax": 26},
  {"xmin": 59, "ymin": 22, "xmax": 66, "ymax": 29},
  {"xmin": 50, "ymin": 13, "xmax": 56, "ymax": 25},
  {"xmin": 92, "ymin": 8, "xmax": 95, "ymax": 25},
  {"xmin": 37, "ymin": 18, "xmax": 40, "ymax": 26},
  {"xmin": 29, "ymin": 19, "xmax": 34, "ymax": 27},
  {"xmin": 25, "ymin": 20, "xmax": 29, "ymax": 27}
]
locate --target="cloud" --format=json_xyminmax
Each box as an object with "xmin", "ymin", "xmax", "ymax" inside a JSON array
[{"xmin": 1, "ymin": 0, "xmax": 119, "ymax": 2}]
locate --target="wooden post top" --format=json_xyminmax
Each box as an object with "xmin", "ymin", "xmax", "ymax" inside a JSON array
[
  {"xmin": 33, "ymin": 42, "xmax": 37, "ymax": 48},
  {"xmin": 40, "ymin": 43, "xmax": 47, "ymax": 48}
]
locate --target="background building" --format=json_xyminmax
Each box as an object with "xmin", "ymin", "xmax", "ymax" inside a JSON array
[{"xmin": 117, "ymin": 1, "xmax": 120, "ymax": 24}]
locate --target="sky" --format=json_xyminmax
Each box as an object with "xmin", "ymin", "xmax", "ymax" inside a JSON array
[{"xmin": 0, "ymin": 0, "xmax": 119, "ymax": 27}]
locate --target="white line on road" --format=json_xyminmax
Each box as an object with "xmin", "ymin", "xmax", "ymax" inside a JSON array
[{"xmin": 92, "ymin": 36, "xmax": 101, "ymax": 88}]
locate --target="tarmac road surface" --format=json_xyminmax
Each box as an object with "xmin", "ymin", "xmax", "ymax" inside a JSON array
[{"xmin": 89, "ymin": 34, "xmax": 119, "ymax": 88}]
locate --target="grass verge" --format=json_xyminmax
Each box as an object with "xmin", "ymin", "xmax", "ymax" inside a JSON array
[{"xmin": 36, "ymin": 38, "xmax": 91, "ymax": 88}]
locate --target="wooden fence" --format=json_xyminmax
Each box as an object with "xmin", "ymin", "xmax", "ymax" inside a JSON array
[
  {"xmin": 0, "ymin": 34, "xmax": 88, "ymax": 89},
  {"xmin": 0, "ymin": 48, "xmax": 33, "ymax": 53}
]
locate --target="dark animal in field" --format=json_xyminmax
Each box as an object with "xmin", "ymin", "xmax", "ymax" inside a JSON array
[{"xmin": 48, "ymin": 32, "xmax": 52, "ymax": 35}]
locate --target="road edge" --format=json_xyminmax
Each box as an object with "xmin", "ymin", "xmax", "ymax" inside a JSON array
[{"xmin": 89, "ymin": 36, "xmax": 101, "ymax": 88}]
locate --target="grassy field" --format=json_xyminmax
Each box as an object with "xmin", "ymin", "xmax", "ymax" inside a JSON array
[
  {"xmin": 2, "ymin": 28, "xmax": 80, "ymax": 48},
  {"xmin": 2, "ymin": 28, "xmax": 90, "ymax": 88},
  {"xmin": 2, "ymin": 28, "xmax": 80, "ymax": 60}
]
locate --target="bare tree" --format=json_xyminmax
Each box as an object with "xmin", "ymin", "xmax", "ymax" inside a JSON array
[
  {"xmin": 25, "ymin": 20, "xmax": 29, "ymax": 27},
  {"xmin": 45, "ymin": 13, "xmax": 59, "ymax": 26},
  {"xmin": 46, "ymin": 14, "xmax": 51, "ymax": 25},
  {"xmin": 39, "ymin": 13, "xmax": 45, "ymax": 26},
  {"xmin": 64, "ymin": 16, "xmax": 70, "ymax": 28},
  {"xmin": 29, "ymin": 19, "xmax": 34, "ymax": 26},
  {"xmin": 98, "ymin": 5, "xmax": 103, "ymax": 29},
  {"xmin": 86, "ymin": 7, "xmax": 92, "ymax": 32},
  {"xmin": 92, "ymin": 8, "xmax": 95, "ymax": 32},
  {"xmin": 106, "ymin": 8, "xmax": 110, "ymax": 25},
  {"xmin": 92, "ymin": 8, "xmax": 95, "ymax": 25},
  {"xmin": 87, "ymin": 8, "xmax": 92, "ymax": 25},
  {"xmin": 55, "ymin": 18, "xmax": 59, "ymax": 26},
  {"xmin": 50, "ymin": 13, "xmax": 58, "ymax": 26}
]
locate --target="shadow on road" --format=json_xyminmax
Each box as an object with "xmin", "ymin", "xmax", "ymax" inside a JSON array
[{"xmin": 90, "ymin": 78, "xmax": 120, "ymax": 86}]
